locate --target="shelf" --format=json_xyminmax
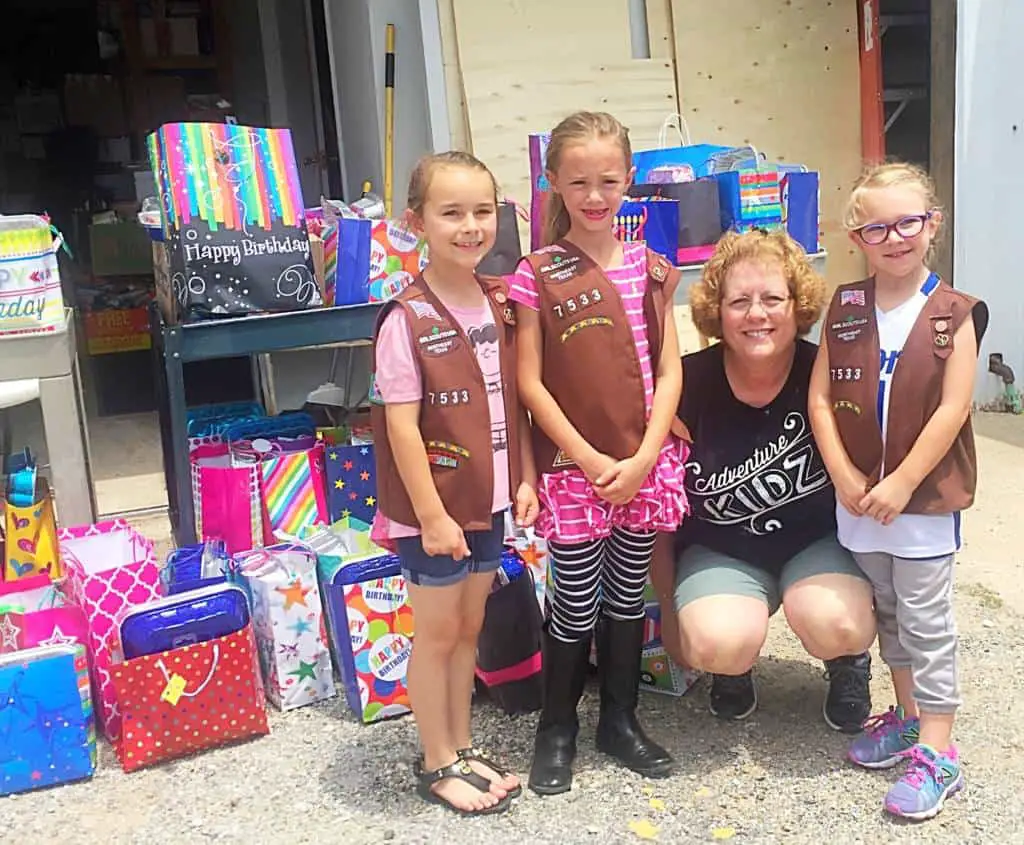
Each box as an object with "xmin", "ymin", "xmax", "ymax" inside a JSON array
[
  {"xmin": 879, "ymin": 13, "xmax": 929, "ymax": 37},
  {"xmin": 144, "ymin": 55, "xmax": 217, "ymax": 71},
  {"xmin": 883, "ymin": 86, "xmax": 928, "ymax": 133}
]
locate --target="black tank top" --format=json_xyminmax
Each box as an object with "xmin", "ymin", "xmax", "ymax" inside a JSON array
[{"xmin": 676, "ymin": 339, "xmax": 837, "ymax": 573}]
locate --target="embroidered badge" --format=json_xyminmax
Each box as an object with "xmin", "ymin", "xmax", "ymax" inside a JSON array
[
  {"xmin": 830, "ymin": 367, "xmax": 863, "ymax": 382},
  {"xmin": 831, "ymin": 314, "xmax": 868, "ymax": 343},
  {"xmin": 552, "ymin": 449, "xmax": 576, "ymax": 469},
  {"xmin": 560, "ymin": 316, "xmax": 613, "ymax": 343},
  {"xmin": 418, "ymin": 325, "xmax": 460, "ymax": 356},
  {"xmin": 425, "ymin": 441, "xmax": 470, "ymax": 469},
  {"xmin": 840, "ymin": 289, "xmax": 866, "ymax": 307},
  {"xmin": 833, "ymin": 399, "xmax": 862, "ymax": 415},
  {"xmin": 408, "ymin": 300, "xmax": 442, "ymax": 321}
]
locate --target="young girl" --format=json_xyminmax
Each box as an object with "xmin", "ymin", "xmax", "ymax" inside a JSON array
[
  {"xmin": 809, "ymin": 162, "xmax": 988, "ymax": 820},
  {"xmin": 510, "ymin": 111, "xmax": 688, "ymax": 795},
  {"xmin": 371, "ymin": 151, "xmax": 539, "ymax": 816}
]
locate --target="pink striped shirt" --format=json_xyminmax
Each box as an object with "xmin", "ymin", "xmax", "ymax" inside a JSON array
[
  {"xmin": 509, "ymin": 241, "xmax": 656, "ymax": 412},
  {"xmin": 508, "ymin": 241, "xmax": 689, "ymax": 543}
]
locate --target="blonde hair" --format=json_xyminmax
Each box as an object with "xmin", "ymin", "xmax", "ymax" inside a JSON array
[
  {"xmin": 844, "ymin": 160, "xmax": 941, "ymax": 230},
  {"xmin": 544, "ymin": 111, "xmax": 632, "ymax": 245},
  {"xmin": 407, "ymin": 150, "xmax": 498, "ymax": 215},
  {"xmin": 690, "ymin": 230, "xmax": 826, "ymax": 340}
]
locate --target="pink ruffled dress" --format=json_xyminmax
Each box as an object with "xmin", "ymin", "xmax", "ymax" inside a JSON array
[{"xmin": 509, "ymin": 242, "xmax": 689, "ymax": 544}]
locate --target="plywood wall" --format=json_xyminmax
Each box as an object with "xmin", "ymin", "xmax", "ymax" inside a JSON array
[
  {"xmin": 445, "ymin": 0, "xmax": 677, "ymax": 208},
  {"xmin": 670, "ymin": 0, "xmax": 865, "ymax": 285}
]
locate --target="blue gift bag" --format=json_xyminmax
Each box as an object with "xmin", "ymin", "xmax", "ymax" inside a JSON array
[
  {"xmin": 334, "ymin": 217, "xmax": 373, "ymax": 306},
  {"xmin": 781, "ymin": 171, "xmax": 820, "ymax": 254},
  {"xmin": 0, "ymin": 644, "xmax": 96, "ymax": 796},
  {"xmin": 614, "ymin": 199, "xmax": 680, "ymax": 263}
]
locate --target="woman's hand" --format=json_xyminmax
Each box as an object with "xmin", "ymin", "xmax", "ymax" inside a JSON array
[
  {"xmin": 514, "ymin": 482, "xmax": 540, "ymax": 528},
  {"xmin": 421, "ymin": 512, "xmax": 470, "ymax": 559},
  {"xmin": 858, "ymin": 472, "xmax": 915, "ymax": 525},
  {"xmin": 594, "ymin": 452, "xmax": 655, "ymax": 505}
]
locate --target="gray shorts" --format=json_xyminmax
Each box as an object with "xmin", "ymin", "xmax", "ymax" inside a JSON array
[{"xmin": 674, "ymin": 535, "xmax": 867, "ymax": 614}]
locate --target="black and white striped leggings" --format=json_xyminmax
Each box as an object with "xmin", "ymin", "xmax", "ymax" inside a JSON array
[{"xmin": 548, "ymin": 528, "xmax": 657, "ymax": 643}]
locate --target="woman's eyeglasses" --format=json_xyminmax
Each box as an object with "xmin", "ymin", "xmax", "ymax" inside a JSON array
[
  {"xmin": 724, "ymin": 294, "xmax": 792, "ymax": 315},
  {"xmin": 853, "ymin": 212, "xmax": 933, "ymax": 246}
]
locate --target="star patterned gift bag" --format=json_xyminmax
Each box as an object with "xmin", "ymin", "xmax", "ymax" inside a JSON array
[
  {"xmin": 238, "ymin": 543, "xmax": 335, "ymax": 711},
  {"xmin": 111, "ymin": 625, "xmax": 269, "ymax": 772},
  {"xmin": 324, "ymin": 444, "xmax": 377, "ymax": 525},
  {"xmin": 0, "ymin": 643, "xmax": 96, "ymax": 796},
  {"xmin": 0, "ymin": 573, "xmax": 88, "ymax": 655}
]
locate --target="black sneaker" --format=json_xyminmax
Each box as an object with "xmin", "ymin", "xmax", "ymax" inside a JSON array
[
  {"xmin": 822, "ymin": 652, "xmax": 872, "ymax": 733},
  {"xmin": 709, "ymin": 671, "xmax": 757, "ymax": 721}
]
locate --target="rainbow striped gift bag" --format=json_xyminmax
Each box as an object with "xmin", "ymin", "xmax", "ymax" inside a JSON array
[
  {"xmin": 147, "ymin": 123, "xmax": 317, "ymax": 321},
  {"xmin": 259, "ymin": 442, "xmax": 329, "ymax": 539}
]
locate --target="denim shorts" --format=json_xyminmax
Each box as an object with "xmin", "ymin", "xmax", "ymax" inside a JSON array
[{"xmin": 396, "ymin": 512, "xmax": 505, "ymax": 587}]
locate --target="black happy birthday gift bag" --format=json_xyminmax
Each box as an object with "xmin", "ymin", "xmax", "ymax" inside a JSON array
[{"xmin": 148, "ymin": 123, "xmax": 319, "ymax": 321}]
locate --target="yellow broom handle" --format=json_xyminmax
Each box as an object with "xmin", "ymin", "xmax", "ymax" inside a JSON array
[{"xmin": 384, "ymin": 24, "xmax": 396, "ymax": 218}]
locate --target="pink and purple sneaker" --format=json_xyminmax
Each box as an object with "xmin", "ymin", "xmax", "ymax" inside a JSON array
[
  {"xmin": 884, "ymin": 744, "xmax": 964, "ymax": 820},
  {"xmin": 848, "ymin": 706, "xmax": 920, "ymax": 769}
]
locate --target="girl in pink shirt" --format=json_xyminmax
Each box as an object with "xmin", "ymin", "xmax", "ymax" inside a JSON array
[
  {"xmin": 512, "ymin": 112, "xmax": 688, "ymax": 795},
  {"xmin": 371, "ymin": 152, "xmax": 539, "ymax": 817}
]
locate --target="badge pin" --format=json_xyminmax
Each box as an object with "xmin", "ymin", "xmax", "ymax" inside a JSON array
[
  {"xmin": 494, "ymin": 291, "xmax": 507, "ymax": 305},
  {"xmin": 832, "ymin": 399, "xmax": 862, "ymax": 415},
  {"xmin": 935, "ymin": 333, "xmax": 951, "ymax": 347},
  {"xmin": 934, "ymin": 319, "xmax": 948, "ymax": 333},
  {"xmin": 650, "ymin": 263, "xmax": 667, "ymax": 282},
  {"xmin": 503, "ymin": 306, "xmax": 515, "ymax": 324}
]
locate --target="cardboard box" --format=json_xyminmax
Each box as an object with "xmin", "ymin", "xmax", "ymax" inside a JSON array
[{"xmin": 90, "ymin": 222, "xmax": 153, "ymax": 277}]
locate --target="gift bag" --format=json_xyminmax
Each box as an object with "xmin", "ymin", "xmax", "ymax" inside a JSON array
[
  {"xmin": 528, "ymin": 132, "xmax": 551, "ymax": 251},
  {"xmin": 714, "ymin": 168, "xmax": 784, "ymax": 232},
  {"xmin": 238, "ymin": 544, "xmax": 335, "ymax": 710},
  {"xmin": 613, "ymin": 199, "xmax": 679, "ymax": 263},
  {"xmin": 476, "ymin": 202, "xmax": 524, "ymax": 276},
  {"xmin": 631, "ymin": 116, "xmax": 743, "ymax": 185},
  {"xmin": 325, "ymin": 444, "xmax": 377, "ymax": 524},
  {"xmin": 317, "ymin": 524, "xmax": 412, "ymax": 723},
  {"xmin": 368, "ymin": 220, "xmax": 428, "ymax": 302},
  {"xmin": 191, "ymin": 443, "xmax": 270, "ymax": 555},
  {"xmin": 0, "ymin": 643, "xmax": 96, "ymax": 795},
  {"xmin": 2, "ymin": 478, "xmax": 60, "ymax": 580},
  {"xmin": 638, "ymin": 583, "xmax": 700, "ymax": 697},
  {"xmin": 0, "ymin": 573, "xmax": 88, "ymax": 653},
  {"xmin": 475, "ymin": 554, "xmax": 543, "ymax": 715},
  {"xmin": 330, "ymin": 215, "xmax": 372, "ymax": 306},
  {"xmin": 503, "ymin": 516, "xmax": 548, "ymax": 614},
  {"xmin": 59, "ymin": 520, "xmax": 162, "ymax": 740},
  {"xmin": 0, "ymin": 214, "xmax": 67, "ymax": 335},
  {"xmin": 112, "ymin": 625, "xmax": 270, "ymax": 772},
  {"xmin": 148, "ymin": 122, "xmax": 317, "ymax": 320},
  {"xmin": 629, "ymin": 179, "xmax": 724, "ymax": 255},
  {"xmin": 781, "ymin": 170, "xmax": 820, "ymax": 254},
  {"xmin": 259, "ymin": 442, "xmax": 329, "ymax": 538}
]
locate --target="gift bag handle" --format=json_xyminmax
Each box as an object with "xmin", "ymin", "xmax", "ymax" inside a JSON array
[
  {"xmin": 155, "ymin": 643, "xmax": 220, "ymax": 698},
  {"xmin": 658, "ymin": 113, "xmax": 693, "ymax": 149}
]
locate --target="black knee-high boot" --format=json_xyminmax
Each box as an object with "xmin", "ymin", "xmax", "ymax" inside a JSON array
[
  {"xmin": 594, "ymin": 616, "xmax": 674, "ymax": 777},
  {"xmin": 528, "ymin": 630, "xmax": 592, "ymax": 795}
]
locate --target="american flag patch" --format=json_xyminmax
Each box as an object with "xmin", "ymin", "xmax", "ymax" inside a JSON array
[
  {"xmin": 408, "ymin": 300, "xmax": 442, "ymax": 321},
  {"xmin": 840, "ymin": 289, "xmax": 866, "ymax": 307}
]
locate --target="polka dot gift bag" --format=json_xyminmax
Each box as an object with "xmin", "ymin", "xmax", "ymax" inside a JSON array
[{"xmin": 111, "ymin": 624, "xmax": 269, "ymax": 773}]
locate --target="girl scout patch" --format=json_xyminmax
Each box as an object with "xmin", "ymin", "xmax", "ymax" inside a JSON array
[{"xmin": 425, "ymin": 441, "xmax": 469, "ymax": 469}]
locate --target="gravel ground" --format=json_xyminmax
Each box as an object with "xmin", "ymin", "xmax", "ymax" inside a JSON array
[{"xmin": 6, "ymin": 415, "xmax": 1024, "ymax": 845}]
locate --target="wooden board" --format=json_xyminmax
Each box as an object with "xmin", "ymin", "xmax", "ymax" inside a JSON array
[
  {"xmin": 670, "ymin": 0, "xmax": 865, "ymax": 285},
  {"xmin": 451, "ymin": 0, "xmax": 633, "ymax": 72},
  {"xmin": 646, "ymin": 0, "xmax": 675, "ymax": 60},
  {"xmin": 456, "ymin": 58, "xmax": 678, "ymax": 208}
]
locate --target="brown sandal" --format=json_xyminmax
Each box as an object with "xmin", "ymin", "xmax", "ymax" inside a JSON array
[
  {"xmin": 457, "ymin": 746, "xmax": 523, "ymax": 799},
  {"xmin": 415, "ymin": 759, "xmax": 512, "ymax": 817}
]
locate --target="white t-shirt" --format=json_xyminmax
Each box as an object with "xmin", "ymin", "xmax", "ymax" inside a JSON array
[{"xmin": 836, "ymin": 273, "xmax": 961, "ymax": 558}]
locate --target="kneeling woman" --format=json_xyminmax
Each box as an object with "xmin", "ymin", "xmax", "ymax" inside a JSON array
[{"xmin": 652, "ymin": 230, "xmax": 876, "ymax": 732}]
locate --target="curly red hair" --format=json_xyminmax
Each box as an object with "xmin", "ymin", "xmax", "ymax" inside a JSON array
[{"xmin": 689, "ymin": 230, "xmax": 826, "ymax": 340}]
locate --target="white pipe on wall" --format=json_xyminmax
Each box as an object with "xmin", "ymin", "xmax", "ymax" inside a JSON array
[{"xmin": 628, "ymin": 0, "xmax": 651, "ymax": 59}]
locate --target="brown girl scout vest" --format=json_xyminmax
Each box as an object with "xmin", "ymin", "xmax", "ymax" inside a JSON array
[
  {"xmin": 524, "ymin": 240, "xmax": 680, "ymax": 476},
  {"xmin": 825, "ymin": 277, "xmax": 989, "ymax": 514},
  {"xmin": 371, "ymin": 274, "xmax": 522, "ymax": 532}
]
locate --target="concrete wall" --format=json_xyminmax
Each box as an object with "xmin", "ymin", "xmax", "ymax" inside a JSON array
[{"xmin": 955, "ymin": 0, "xmax": 1024, "ymax": 403}]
